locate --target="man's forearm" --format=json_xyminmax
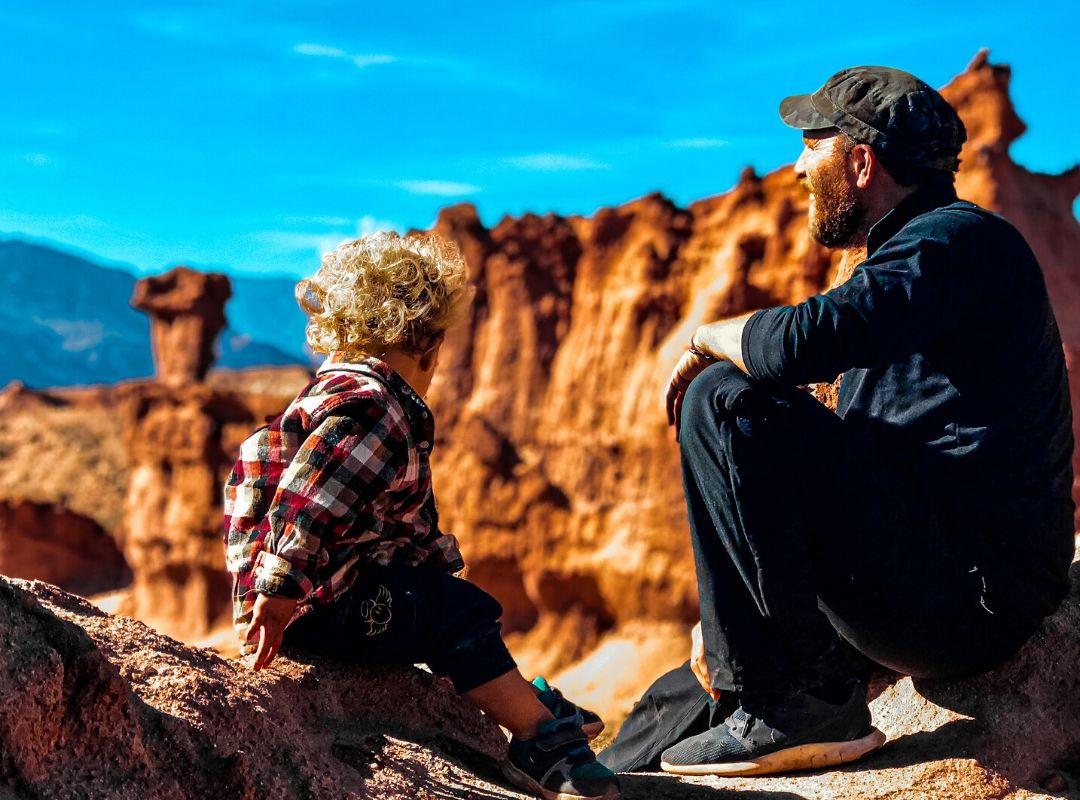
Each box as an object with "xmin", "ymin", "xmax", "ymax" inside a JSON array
[{"xmin": 691, "ymin": 312, "xmax": 755, "ymax": 374}]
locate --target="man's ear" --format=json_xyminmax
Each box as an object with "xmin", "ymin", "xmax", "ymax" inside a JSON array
[{"xmin": 849, "ymin": 143, "xmax": 877, "ymax": 190}]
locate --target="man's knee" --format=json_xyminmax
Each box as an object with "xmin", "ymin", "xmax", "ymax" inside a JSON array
[{"xmin": 682, "ymin": 361, "xmax": 754, "ymax": 426}]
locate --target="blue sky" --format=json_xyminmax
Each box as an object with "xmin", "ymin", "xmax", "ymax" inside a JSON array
[{"xmin": 2, "ymin": 0, "xmax": 1078, "ymax": 278}]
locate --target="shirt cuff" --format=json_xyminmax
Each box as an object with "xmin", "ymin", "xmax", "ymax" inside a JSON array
[
  {"xmin": 740, "ymin": 308, "xmax": 770, "ymax": 380},
  {"xmin": 252, "ymin": 550, "xmax": 312, "ymax": 599}
]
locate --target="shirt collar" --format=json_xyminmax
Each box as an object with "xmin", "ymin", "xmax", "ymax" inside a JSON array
[
  {"xmin": 316, "ymin": 353, "xmax": 434, "ymax": 423},
  {"xmin": 866, "ymin": 186, "xmax": 959, "ymax": 256}
]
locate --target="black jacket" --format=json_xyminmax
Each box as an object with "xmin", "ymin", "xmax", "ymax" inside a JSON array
[{"xmin": 742, "ymin": 188, "xmax": 1074, "ymax": 598}]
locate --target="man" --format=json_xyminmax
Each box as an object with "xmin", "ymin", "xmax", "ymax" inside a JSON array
[{"xmin": 600, "ymin": 66, "xmax": 1075, "ymax": 777}]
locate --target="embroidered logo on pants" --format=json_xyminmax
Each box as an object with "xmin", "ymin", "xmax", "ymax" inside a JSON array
[{"xmin": 360, "ymin": 585, "xmax": 393, "ymax": 636}]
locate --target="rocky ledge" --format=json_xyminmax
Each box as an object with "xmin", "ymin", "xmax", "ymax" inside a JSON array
[{"xmin": 1, "ymin": 562, "xmax": 1077, "ymax": 800}]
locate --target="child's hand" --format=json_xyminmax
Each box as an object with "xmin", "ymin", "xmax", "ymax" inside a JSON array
[{"xmin": 244, "ymin": 593, "xmax": 299, "ymax": 671}]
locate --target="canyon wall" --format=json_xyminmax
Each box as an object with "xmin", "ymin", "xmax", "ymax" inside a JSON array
[
  {"xmin": 0, "ymin": 53, "xmax": 1076, "ymax": 690},
  {"xmin": 426, "ymin": 51, "xmax": 1080, "ymax": 674}
]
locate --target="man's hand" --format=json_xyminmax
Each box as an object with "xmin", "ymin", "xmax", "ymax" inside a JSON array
[
  {"xmin": 664, "ymin": 317, "xmax": 753, "ymax": 435},
  {"xmin": 665, "ymin": 348, "xmax": 718, "ymax": 435},
  {"xmin": 243, "ymin": 593, "xmax": 299, "ymax": 671},
  {"xmin": 690, "ymin": 620, "xmax": 722, "ymax": 701}
]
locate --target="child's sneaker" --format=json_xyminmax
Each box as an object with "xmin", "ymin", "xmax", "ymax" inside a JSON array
[
  {"xmin": 532, "ymin": 676, "xmax": 605, "ymax": 740},
  {"xmin": 505, "ymin": 716, "xmax": 621, "ymax": 800}
]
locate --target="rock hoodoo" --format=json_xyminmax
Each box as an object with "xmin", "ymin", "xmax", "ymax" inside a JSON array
[
  {"xmin": 118, "ymin": 271, "xmax": 308, "ymax": 643},
  {"xmin": 130, "ymin": 266, "xmax": 231, "ymax": 387}
]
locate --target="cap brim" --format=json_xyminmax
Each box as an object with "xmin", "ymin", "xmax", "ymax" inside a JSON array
[{"xmin": 779, "ymin": 93, "xmax": 834, "ymax": 130}]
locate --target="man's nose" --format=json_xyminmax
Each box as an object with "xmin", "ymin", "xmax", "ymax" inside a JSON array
[{"xmin": 794, "ymin": 146, "xmax": 811, "ymax": 179}]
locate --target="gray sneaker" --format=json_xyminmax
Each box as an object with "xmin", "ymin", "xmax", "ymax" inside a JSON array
[{"xmin": 660, "ymin": 682, "xmax": 886, "ymax": 777}]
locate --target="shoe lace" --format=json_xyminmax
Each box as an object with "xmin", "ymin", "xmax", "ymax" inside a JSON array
[{"xmin": 734, "ymin": 692, "xmax": 774, "ymax": 738}]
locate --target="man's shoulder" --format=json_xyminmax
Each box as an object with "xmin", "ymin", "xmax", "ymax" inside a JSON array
[
  {"xmin": 907, "ymin": 199, "xmax": 1018, "ymax": 239},
  {"xmin": 892, "ymin": 199, "xmax": 1034, "ymax": 263}
]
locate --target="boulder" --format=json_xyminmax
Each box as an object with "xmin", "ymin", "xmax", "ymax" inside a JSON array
[
  {"xmin": 633, "ymin": 556, "xmax": 1080, "ymax": 800},
  {"xmin": 2, "ymin": 567, "xmax": 1076, "ymax": 799},
  {"xmin": 0, "ymin": 576, "xmax": 516, "ymax": 800},
  {"xmin": 0, "ymin": 500, "xmax": 131, "ymax": 595}
]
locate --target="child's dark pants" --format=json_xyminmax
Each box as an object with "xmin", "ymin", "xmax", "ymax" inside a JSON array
[{"xmin": 283, "ymin": 563, "xmax": 516, "ymax": 693}]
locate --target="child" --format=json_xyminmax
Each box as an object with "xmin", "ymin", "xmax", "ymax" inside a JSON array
[{"xmin": 224, "ymin": 232, "xmax": 619, "ymax": 800}]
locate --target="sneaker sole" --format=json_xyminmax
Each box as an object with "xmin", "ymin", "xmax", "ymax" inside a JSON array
[
  {"xmin": 659, "ymin": 727, "xmax": 887, "ymax": 777},
  {"xmin": 500, "ymin": 760, "xmax": 621, "ymax": 800}
]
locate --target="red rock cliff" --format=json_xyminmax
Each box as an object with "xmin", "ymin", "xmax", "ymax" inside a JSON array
[
  {"xmin": 426, "ymin": 52, "xmax": 1080, "ymax": 672},
  {"xmin": 118, "ymin": 271, "xmax": 308, "ymax": 642}
]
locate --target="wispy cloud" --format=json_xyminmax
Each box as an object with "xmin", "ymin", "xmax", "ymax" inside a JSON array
[
  {"xmin": 293, "ymin": 43, "xmax": 348, "ymax": 58},
  {"xmin": 251, "ymin": 230, "xmax": 350, "ymax": 255},
  {"xmin": 293, "ymin": 42, "xmax": 396, "ymax": 69},
  {"xmin": 394, "ymin": 180, "xmax": 481, "ymax": 197},
  {"xmin": 502, "ymin": 153, "xmax": 609, "ymax": 171},
  {"xmin": 355, "ymin": 215, "xmax": 399, "ymax": 235},
  {"xmin": 4, "ymin": 151, "xmax": 57, "ymax": 168},
  {"xmin": 666, "ymin": 138, "xmax": 730, "ymax": 149},
  {"xmin": 250, "ymin": 215, "xmax": 402, "ymax": 259}
]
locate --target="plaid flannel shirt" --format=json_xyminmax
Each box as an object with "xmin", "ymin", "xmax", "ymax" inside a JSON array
[{"xmin": 224, "ymin": 354, "xmax": 463, "ymax": 651}]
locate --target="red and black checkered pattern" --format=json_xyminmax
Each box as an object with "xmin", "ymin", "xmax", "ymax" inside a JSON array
[{"xmin": 224, "ymin": 355, "xmax": 463, "ymax": 652}]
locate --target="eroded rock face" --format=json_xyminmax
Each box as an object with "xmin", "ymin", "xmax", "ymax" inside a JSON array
[
  {"xmin": 941, "ymin": 51, "xmax": 1080, "ymax": 523},
  {"xmin": 428, "ymin": 52, "xmax": 1080, "ymax": 664},
  {"xmin": 0, "ymin": 500, "xmax": 131, "ymax": 596},
  {"xmin": 0, "ymin": 577, "xmax": 510, "ymax": 800},
  {"xmin": 116, "ymin": 381, "xmax": 304, "ymax": 642},
  {"xmin": 121, "ymin": 270, "xmax": 312, "ymax": 641},
  {"xmin": 130, "ymin": 267, "xmax": 231, "ymax": 387}
]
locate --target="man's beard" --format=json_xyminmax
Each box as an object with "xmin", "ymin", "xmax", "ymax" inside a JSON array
[{"xmin": 804, "ymin": 157, "xmax": 867, "ymax": 249}]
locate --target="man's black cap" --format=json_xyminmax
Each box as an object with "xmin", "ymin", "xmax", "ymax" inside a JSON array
[{"xmin": 779, "ymin": 66, "xmax": 966, "ymax": 172}]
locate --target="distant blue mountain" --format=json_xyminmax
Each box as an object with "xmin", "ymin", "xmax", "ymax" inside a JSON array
[
  {"xmin": 224, "ymin": 273, "xmax": 311, "ymax": 366},
  {"xmin": 0, "ymin": 238, "xmax": 310, "ymax": 389}
]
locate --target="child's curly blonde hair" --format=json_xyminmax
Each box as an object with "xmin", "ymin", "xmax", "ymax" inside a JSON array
[{"xmin": 296, "ymin": 231, "xmax": 469, "ymax": 359}]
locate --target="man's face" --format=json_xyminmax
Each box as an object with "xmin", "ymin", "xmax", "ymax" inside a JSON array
[{"xmin": 794, "ymin": 131, "xmax": 867, "ymax": 248}]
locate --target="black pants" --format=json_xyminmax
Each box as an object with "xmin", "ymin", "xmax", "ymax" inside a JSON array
[
  {"xmin": 283, "ymin": 563, "xmax": 517, "ymax": 693},
  {"xmin": 601, "ymin": 362, "xmax": 1060, "ymax": 772},
  {"xmin": 680, "ymin": 361, "xmax": 1050, "ymax": 693},
  {"xmin": 599, "ymin": 661, "xmax": 728, "ymax": 772}
]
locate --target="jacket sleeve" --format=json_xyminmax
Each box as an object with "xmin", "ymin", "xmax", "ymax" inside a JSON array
[
  {"xmin": 252, "ymin": 400, "xmax": 409, "ymax": 599},
  {"xmin": 742, "ymin": 210, "xmax": 973, "ymax": 387}
]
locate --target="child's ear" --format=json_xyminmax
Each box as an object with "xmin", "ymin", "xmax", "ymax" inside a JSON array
[{"xmin": 418, "ymin": 333, "xmax": 445, "ymax": 372}]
